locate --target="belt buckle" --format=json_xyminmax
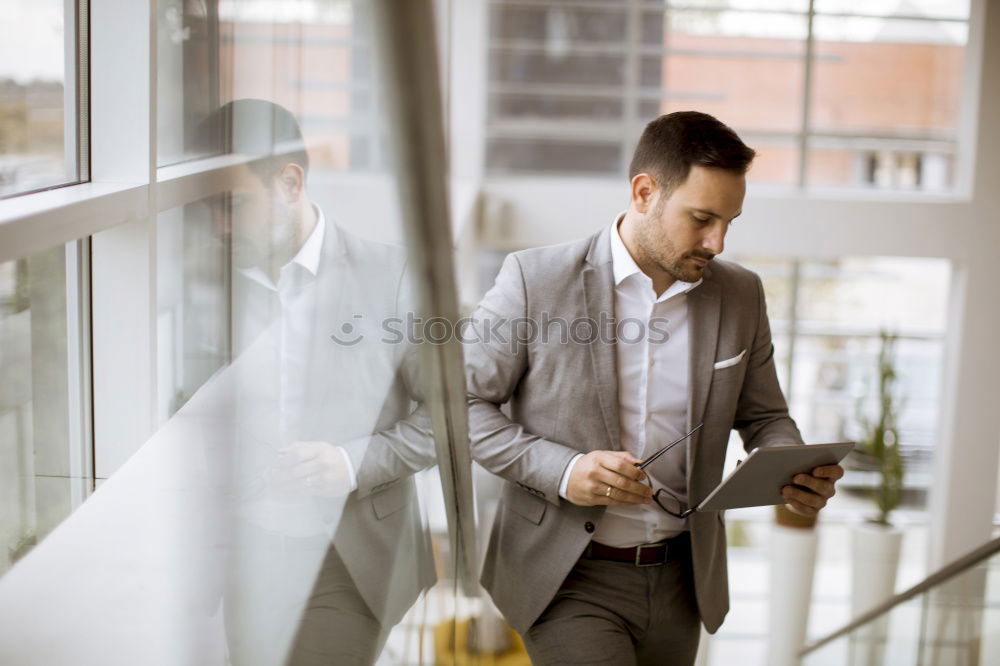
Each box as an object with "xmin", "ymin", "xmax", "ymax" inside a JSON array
[{"xmin": 635, "ymin": 543, "xmax": 664, "ymax": 567}]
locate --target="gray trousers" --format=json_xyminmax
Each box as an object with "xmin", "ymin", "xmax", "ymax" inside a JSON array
[
  {"xmin": 225, "ymin": 526, "xmax": 386, "ymax": 666},
  {"xmin": 523, "ymin": 534, "xmax": 701, "ymax": 666}
]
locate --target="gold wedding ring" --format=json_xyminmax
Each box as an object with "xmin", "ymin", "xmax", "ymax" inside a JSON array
[{"xmin": 605, "ymin": 485, "xmax": 612, "ymax": 497}]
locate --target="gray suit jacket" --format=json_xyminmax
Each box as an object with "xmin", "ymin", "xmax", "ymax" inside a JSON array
[
  {"xmin": 466, "ymin": 227, "xmax": 802, "ymax": 634},
  {"xmin": 229, "ymin": 222, "xmax": 436, "ymax": 627}
]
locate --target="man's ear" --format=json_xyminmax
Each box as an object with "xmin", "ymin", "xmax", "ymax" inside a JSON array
[
  {"xmin": 630, "ymin": 173, "xmax": 658, "ymax": 214},
  {"xmin": 276, "ymin": 163, "xmax": 305, "ymax": 203}
]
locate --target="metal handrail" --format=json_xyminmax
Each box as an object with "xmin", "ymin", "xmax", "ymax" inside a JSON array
[{"xmin": 800, "ymin": 534, "xmax": 1000, "ymax": 656}]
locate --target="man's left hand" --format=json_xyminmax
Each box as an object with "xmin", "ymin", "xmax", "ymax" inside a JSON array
[
  {"xmin": 270, "ymin": 441, "xmax": 354, "ymax": 497},
  {"xmin": 781, "ymin": 464, "xmax": 844, "ymax": 517}
]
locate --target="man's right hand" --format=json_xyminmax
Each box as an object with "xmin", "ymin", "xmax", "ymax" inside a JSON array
[{"xmin": 565, "ymin": 451, "xmax": 654, "ymax": 507}]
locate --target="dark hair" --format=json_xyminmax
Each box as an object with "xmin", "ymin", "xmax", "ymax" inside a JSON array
[
  {"xmin": 198, "ymin": 98, "xmax": 310, "ymax": 184},
  {"xmin": 628, "ymin": 111, "xmax": 755, "ymax": 193}
]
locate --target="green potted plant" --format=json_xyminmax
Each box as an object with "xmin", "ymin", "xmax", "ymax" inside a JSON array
[
  {"xmin": 849, "ymin": 331, "xmax": 905, "ymax": 664},
  {"xmin": 852, "ymin": 330, "xmax": 904, "ymax": 526}
]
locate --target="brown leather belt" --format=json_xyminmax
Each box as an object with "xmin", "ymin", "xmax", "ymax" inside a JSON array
[{"xmin": 583, "ymin": 533, "xmax": 688, "ymax": 567}]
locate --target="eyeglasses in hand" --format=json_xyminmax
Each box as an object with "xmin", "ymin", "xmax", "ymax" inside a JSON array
[{"xmin": 635, "ymin": 423, "xmax": 703, "ymax": 519}]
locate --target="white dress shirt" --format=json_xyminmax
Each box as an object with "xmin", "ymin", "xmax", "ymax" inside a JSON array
[
  {"xmin": 239, "ymin": 205, "xmax": 326, "ymax": 438},
  {"xmin": 237, "ymin": 206, "xmax": 358, "ymax": 493},
  {"xmin": 559, "ymin": 214, "xmax": 702, "ymax": 547}
]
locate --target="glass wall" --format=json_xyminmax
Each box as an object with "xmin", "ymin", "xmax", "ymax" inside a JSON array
[
  {"xmin": 803, "ymin": 540, "xmax": 998, "ymax": 666},
  {"xmin": 152, "ymin": 2, "xmax": 470, "ymax": 663},
  {"xmin": 0, "ymin": 1, "xmax": 476, "ymax": 664}
]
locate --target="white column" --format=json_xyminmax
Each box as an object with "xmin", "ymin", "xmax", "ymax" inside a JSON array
[{"xmin": 927, "ymin": 0, "xmax": 1000, "ymax": 570}]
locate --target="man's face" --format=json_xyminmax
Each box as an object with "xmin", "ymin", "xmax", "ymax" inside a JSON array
[
  {"xmin": 633, "ymin": 165, "xmax": 745, "ymax": 283},
  {"xmin": 206, "ymin": 164, "xmax": 300, "ymax": 270}
]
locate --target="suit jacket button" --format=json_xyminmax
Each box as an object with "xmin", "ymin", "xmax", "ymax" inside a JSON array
[{"xmin": 584, "ymin": 521, "xmax": 595, "ymax": 533}]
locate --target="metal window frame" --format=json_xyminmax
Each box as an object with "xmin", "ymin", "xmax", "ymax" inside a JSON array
[{"xmin": 371, "ymin": 0, "xmax": 480, "ymax": 593}]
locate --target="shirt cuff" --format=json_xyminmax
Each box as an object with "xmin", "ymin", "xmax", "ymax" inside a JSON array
[
  {"xmin": 558, "ymin": 453, "xmax": 584, "ymax": 499},
  {"xmin": 334, "ymin": 445, "xmax": 359, "ymax": 493}
]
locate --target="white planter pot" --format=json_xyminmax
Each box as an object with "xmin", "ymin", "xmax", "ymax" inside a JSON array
[
  {"xmin": 849, "ymin": 522, "xmax": 903, "ymax": 666},
  {"xmin": 851, "ymin": 523, "xmax": 903, "ymax": 617},
  {"xmin": 766, "ymin": 523, "xmax": 819, "ymax": 666}
]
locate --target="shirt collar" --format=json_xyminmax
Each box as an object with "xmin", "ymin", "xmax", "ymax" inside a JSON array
[
  {"xmin": 608, "ymin": 212, "xmax": 702, "ymax": 299},
  {"xmin": 289, "ymin": 203, "xmax": 325, "ymax": 277}
]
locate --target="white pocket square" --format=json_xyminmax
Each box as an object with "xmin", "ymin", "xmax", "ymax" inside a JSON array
[{"xmin": 713, "ymin": 349, "xmax": 747, "ymax": 370}]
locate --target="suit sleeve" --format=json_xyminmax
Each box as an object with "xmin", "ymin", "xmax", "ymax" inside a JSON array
[
  {"xmin": 342, "ymin": 259, "xmax": 439, "ymax": 499},
  {"xmin": 733, "ymin": 273, "xmax": 804, "ymax": 452},
  {"xmin": 463, "ymin": 253, "xmax": 581, "ymax": 506}
]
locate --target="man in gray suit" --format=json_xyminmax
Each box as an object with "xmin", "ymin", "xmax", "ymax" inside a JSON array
[
  {"xmin": 196, "ymin": 99, "xmax": 436, "ymax": 665},
  {"xmin": 465, "ymin": 111, "xmax": 843, "ymax": 664}
]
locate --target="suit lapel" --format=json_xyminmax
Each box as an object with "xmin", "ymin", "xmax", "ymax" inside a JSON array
[
  {"xmin": 582, "ymin": 233, "xmax": 621, "ymax": 451},
  {"xmin": 687, "ymin": 274, "xmax": 721, "ymax": 489}
]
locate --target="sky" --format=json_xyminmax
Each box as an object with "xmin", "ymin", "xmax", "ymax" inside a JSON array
[{"xmin": 0, "ymin": 0, "xmax": 65, "ymax": 83}]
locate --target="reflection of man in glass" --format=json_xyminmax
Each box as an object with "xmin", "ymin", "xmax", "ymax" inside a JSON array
[{"xmin": 201, "ymin": 99, "xmax": 435, "ymax": 666}]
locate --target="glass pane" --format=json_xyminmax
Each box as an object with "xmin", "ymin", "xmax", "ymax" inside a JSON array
[
  {"xmin": 206, "ymin": 140, "xmax": 447, "ymax": 662},
  {"xmin": 157, "ymin": 0, "xmax": 373, "ymax": 170},
  {"xmin": 807, "ymin": 15, "xmax": 967, "ymax": 190},
  {"xmin": 803, "ymin": 547, "xmax": 998, "ymax": 666},
  {"xmin": 156, "ymin": 195, "xmax": 229, "ymax": 423},
  {"xmin": 0, "ymin": 0, "xmax": 80, "ymax": 197},
  {"xmin": 807, "ymin": 144, "xmax": 955, "ymax": 191},
  {"xmin": 668, "ymin": 0, "xmax": 809, "ymax": 10},
  {"xmin": 160, "ymin": 107, "xmax": 457, "ymax": 663},
  {"xmin": 490, "ymin": 51, "xmax": 627, "ymax": 87},
  {"xmin": 745, "ymin": 136, "xmax": 800, "ymax": 185},
  {"xmin": 796, "ymin": 257, "xmax": 950, "ymax": 333},
  {"xmin": 490, "ymin": 91, "xmax": 624, "ymax": 122},
  {"xmin": 0, "ymin": 242, "xmax": 83, "ymax": 578},
  {"xmin": 730, "ymin": 255, "xmax": 795, "ymax": 386},
  {"xmin": 648, "ymin": 10, "xmax": 806, "ymax": 133},
  {"xmin": 731, "ymin": 256, "xmax": 794, "ymax": 329},
  {"xmin": 486, "ymin": 137, "xmax": 622, "ymax": 174},
  {"xmin": 815, "ymin": 0, "xmax": 970, "ymax": 20},
  {"xmin": 145, "ymin": 3, "xmax": 473, "ymax": 662},
  {"xmin": 486, "ymin": 2, "xmax": 808, "ymax": 176},
  {"xmin": 784, "ymin": 258, "xmax": 949, "ymax": 519},
  {"xmin": 489, "ymin": 4, "xmax": 627, "ymax": 44}
]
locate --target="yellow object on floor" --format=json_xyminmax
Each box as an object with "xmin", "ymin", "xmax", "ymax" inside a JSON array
[{"xmin": 433, "ymin": 617, "xmax": 531, "ymax": 666}]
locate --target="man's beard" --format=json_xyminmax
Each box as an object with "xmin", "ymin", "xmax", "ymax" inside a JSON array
[
  {"xmin": 660, "ymin": 251, "xmax": 704, "ymax": 284},
  {"xmin": 637, "ymin": 203, "xmax": 710, "ymax": 284},
  {"xmin": 231, "ymin": 196, "xmax": 301, "ymax": 272}
]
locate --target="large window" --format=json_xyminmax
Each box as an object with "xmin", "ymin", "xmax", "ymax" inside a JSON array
[
  {"xmin": 486, "ymin": 0, "xmax": 970, "ymax": 191},
  {"xmin": 0, "ymin": 0, "xmax": 87, "ymax": 198},
  {"xmin": 737, "ymin": 254, "xmax": 950, "ymax": 509},
  {"xmin": 0, "ymin": 242, "xmax": 89, "ymax": 576},
  {"xmin": 157, "ymin": 0, "xmax": 382, "ymax": 171}
]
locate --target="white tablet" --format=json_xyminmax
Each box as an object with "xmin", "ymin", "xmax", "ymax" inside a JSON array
[{"xmin": 695, "ymin": 442, "xmax": 855, "ymax": 512}]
